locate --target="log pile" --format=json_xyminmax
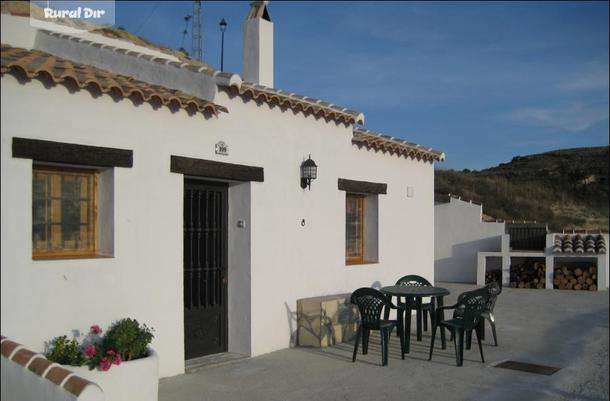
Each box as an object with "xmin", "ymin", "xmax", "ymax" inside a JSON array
[
  {"xmin": 485, "ymin": 270, "xmax": 502, "ymax": 285},
  {"xmin": 553, "ymin": 265, "xmax": 597, "ymax": 291},
  {"xmin": 510, "ymin": 260, "xmax": 546, "ymax": 289}
]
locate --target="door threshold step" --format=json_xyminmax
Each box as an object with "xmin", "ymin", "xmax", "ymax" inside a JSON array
[{"xmin": 185, "ymin": 352, "xmax": 249, "ymax": 373}]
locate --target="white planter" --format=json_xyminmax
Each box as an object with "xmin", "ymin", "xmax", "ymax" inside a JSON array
[{"xmin": 64, "ymin": 349, "xmax": 158, "ymax": 401}]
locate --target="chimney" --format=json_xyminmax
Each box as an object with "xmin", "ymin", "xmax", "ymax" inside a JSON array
[{"xmin": 243, "ymin": 1, "xmax": 273, "ymax": 87}]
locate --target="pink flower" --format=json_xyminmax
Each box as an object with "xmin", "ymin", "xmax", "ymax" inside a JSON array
[
  {"xmin": 100, "ymin": 358, "xmax": 112, "ymax": 372},
  {"xmin": 90, "ymin": 325, "xmax": 102, "ymax": 335},
  {"xmin": 84, "ymin": 345, "xmax": 97, "ymax": 358},
  {"xmin": 106, "ymin": 349, "xmax": 122, "ymax": 365}
]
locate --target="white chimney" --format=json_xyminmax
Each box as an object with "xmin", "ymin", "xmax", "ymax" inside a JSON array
[{"xmin": 243, "ymin": 1, "xmax": 273, "ymax": 87}]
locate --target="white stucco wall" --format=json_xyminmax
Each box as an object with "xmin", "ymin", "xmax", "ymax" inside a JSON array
[
  {"xmin": 1, "ymin": 356, "xmax": 104, "ymax": 401},
  {"xmin": 435, "ymin": 198, "xmax": 505, "ymax": 283},
  {"xmin": 1, "ymin": 20, "xmax": 436, "ymax": 378},
  {"xmin": 1, "ymin": 74, "xmax": 435, "ymax": 377}
]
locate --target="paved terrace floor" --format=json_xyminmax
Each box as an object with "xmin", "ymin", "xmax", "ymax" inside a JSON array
[{"xmin": 159, "ymin": 283, "xmax": 609, "ymax": 401}]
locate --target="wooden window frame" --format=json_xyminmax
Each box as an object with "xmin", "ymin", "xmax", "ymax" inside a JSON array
[
  {"xmin": 32, "ymin": 165, "xmax": 99, "ymax": 260},
  {"xmin": 346, "ymin": 193, "xmax": 366, "ymax": 265}
]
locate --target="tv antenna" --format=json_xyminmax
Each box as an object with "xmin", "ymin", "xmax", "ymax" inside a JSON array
[
  {"xmin": 192, "ymin": 0, "xmax": 202, "ymax": 61},
  {"xmin": 179, "ymin": 14, "xmax": 192, "ymax": 54}
]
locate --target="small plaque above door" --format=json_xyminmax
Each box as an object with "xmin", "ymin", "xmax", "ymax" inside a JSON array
[{"xmin": 215, "ymin": 141, "xmax": 229, "ymax": 156}]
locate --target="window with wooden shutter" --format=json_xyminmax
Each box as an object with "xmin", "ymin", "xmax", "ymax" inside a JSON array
[
  {"xmin": 346, "ymin": 194, "xmax": 364, "ymax": 264},
  {"xmin": 32, "ymin": 166, "xmax": 97, "ymax": 258}
]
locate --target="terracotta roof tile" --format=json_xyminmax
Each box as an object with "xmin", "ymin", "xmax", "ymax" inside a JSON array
[
  {"xmin": 27, "ymin": 357, "xmax": 53, "ymax": 376},
  {"xmin": 3, "ymin": 5, "xmax": 365, "ymax": 126},
  {"xmin": 1, "ymin": 44, "xmax": 228, "ymax": 116},
  {"xmin": 353, "ymin": 128, "xmax": 445, "ymax": 162},
  {"xmin": 1, "ymin": 340, "xmax": 20, "ymax": 358},
  {"xmin": 11, "ymin": 348, "xmax": 38, "ymax": 367},
  {"xmin": 234, "ymin": 82, "xmax": 365, "ymax": 125},
  {"xmin": 45, "ymin": 366, "xmax": 73, "ymax": 386},
  {"xmin": 553, "ymin": 234, "xmax": 606, "ymax": 254},
  {"xmin": 63, "ymin": 375, "xmax": 95, "ymax": 397}
]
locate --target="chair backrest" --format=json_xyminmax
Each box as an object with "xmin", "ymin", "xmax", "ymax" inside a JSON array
[
  {"xmin": 350, "ymin": 288, "xmax": 392, "ymax": 329},
  {"xmin": 484, "ymin": 282, "xmax": 502, "ymax": 314},
  {"xmin": 395, "ymin": 275, "xmax": 431, "ymax": 287},
  {"xmin": 453, "ymin": 287, "xmax": 489, "ymax": 330}
]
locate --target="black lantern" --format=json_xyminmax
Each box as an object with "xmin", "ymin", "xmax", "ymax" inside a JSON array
[{"xmin": 300, "ymin": 155, "xmax": 318, "ymax": 190}]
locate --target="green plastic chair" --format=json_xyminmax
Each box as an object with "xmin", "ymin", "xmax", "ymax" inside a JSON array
[
  {"xmin": 350, "ymin": 287, "xmax": 404, "ymax": 366},
  {"xmin": 395, "ymin": 275, "xmax": 435, "ymax": 334},
  {"xmin": 428, "ymin": 287, "xmax": 489, "ymax": 366},
  {"xmin": 464, "ymin": 281, "xmax": 502, "ymax": 349}
]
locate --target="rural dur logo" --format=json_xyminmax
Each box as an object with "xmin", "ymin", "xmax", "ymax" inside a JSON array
[
  {"xmin": 30, "ymin": 0, "xmax": 116, "ymax": 32},
  {"xmin": 43, "ymin": 6, "xmax": 106, "ymax": 19}
]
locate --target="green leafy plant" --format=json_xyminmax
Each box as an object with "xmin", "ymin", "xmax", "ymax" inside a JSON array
[
  {"xmin": 45, "ymin": 319, "xmax": 154, "ymax": 372},
  {"xmin": 103, "ymin": 318, "xmax": 154, "ymax": 361},
  {"xmin": 46, "ymin": 335, "xmax": 85, "ymax": 366}
]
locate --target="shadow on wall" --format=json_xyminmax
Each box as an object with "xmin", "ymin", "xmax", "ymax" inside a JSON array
[
  {"xmin": 284, "ymin": 302, "xmax": 298, "ymax": 348},
  {"xmin": 43, "ymin": 328, "xmax": 100, "ymax": 357},
  {"xmin": 286, "ymin": 281, "xmax": 389, "ymax": 349},
  {"xmin": 435, "ymin": 236, "xmax": 503, "ymax": 283}
]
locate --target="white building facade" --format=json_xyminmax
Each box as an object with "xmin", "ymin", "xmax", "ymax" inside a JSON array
[{"xmin": 1, "ymin": 3, "xmax": 443, "ymax": 378}]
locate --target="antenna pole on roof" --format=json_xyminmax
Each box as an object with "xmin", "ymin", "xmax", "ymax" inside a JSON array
[
  {"xmin": 180, "ymin": 14, "xmax": 192, "ymax": 54},
  {"xmin": 192, "ymin": 0, "xmax": 203, "ymax": 61}
]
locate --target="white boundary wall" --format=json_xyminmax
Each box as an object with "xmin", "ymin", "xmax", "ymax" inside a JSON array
[{"xmin": 434, "ymin": 197, "xmax": 505, "ymax": 283}]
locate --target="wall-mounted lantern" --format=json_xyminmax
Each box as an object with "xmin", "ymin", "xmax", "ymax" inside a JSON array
[{"xmin": 300, "ymin": 155, "xmax": 317, "ymax": 190}]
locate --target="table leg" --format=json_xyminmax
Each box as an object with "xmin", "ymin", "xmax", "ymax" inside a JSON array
[
  {"xmin": 416, "ymin": 297, "xmax": 423, "ymax": 341},
  {"xmin": 437, "ymin": 296, "xmax": 446, "ymax": 349},
  {"xmin": 404, "ymin": 298, "xmax": 412, "ymax": 354},
  {"xmin": 396, "ymin": 296, "xmax": 402, "ymax": 338}
]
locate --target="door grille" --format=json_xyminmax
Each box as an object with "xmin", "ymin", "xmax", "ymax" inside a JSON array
[{"xmin": 184, "ymin": 187, "xmax": 224, "ymax": 310}]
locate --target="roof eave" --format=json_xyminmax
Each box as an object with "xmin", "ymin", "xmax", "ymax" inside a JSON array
[{"xmin": 353, "ymin": 128, "xmax": 445, "ymax": 163}]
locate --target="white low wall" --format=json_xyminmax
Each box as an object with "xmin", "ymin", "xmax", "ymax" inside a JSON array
[
  {"xmin": 65, "ymin": 350, "xmax": 158, "ymax": 401},
  {"xmin": 435, "ymin": 197, "xmax": 505, "ymax": 283},
  {"xmin": 0, "ymin": 336, "xmax": 104, "ymax": 401}
]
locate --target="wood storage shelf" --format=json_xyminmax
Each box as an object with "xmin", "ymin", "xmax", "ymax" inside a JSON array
[
  {"xmin": 553, "ymin": 264, "xmax": 598, "ymax": 291},
  {"xmin": 510, "ymin": 259, "xmax": 546, "ymax": 289},
  {"xmin": 485, "ymin": 270, "xmax": 502, "ymax": 285}
]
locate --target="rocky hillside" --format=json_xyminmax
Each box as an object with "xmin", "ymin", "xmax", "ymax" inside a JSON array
[{"xmin": 435, "ymin": 146, "xmax": 609, "ymax": 231}]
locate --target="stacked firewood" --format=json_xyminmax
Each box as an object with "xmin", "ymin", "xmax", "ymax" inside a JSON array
[
  {"xmin": 553, "ymin": 266, "xmax": 597, "ymax": 291},
  {"xmin": 510, "ymin": 260, "xmax": 546, "ymax": 289},
  {"xmin": 485, "ymin": 270, "xmax": 502, "ymax": 285}
]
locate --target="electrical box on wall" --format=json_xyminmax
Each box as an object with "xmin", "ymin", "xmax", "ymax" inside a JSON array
[{"xmin": 407, "ymin": 186, "xmax": 415, "ymax": 198}]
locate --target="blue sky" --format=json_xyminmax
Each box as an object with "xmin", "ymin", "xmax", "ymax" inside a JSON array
[{"xmin": 113, "ymin": 1, "xmax": 609, "ymax": 170}]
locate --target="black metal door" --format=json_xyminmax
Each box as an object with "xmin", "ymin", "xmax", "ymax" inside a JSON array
[{"xmin": 183, "ymin": 180, "xmax": 228, "ymax": 359}]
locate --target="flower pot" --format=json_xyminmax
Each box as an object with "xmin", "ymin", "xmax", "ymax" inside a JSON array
[{"xmin": 64, "ymin": 348, "xmax": 158, "ymax": 401}]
